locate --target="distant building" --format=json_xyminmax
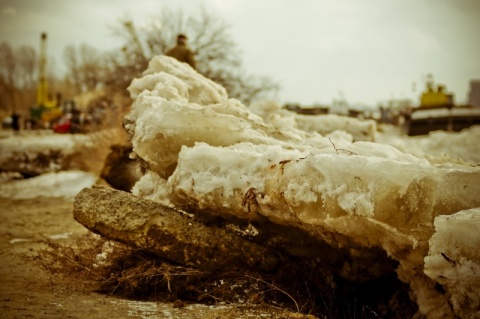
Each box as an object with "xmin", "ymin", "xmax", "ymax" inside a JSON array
[{"xmin": 467, "ymin": 80, "xmax": 480, "ymax": 107}]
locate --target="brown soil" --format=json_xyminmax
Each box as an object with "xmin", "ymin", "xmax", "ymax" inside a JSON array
[{"xmin": 0, "ymin": 197, "xmax": 314, "ymax": 319}]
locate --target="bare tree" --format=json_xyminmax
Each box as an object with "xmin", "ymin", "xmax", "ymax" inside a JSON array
[
  {"xmin": 0, "ymin": 42, "xmax": 37, "ymax": 113},
  {"xmin": 0, "ymin": 43, "xmax": 16, "ymax": 112},
  {"xmin": 105, "ymin": 6, "xmax": 279, "ymax": 104},
  {"xmin": 63, "ymin": 45, "xmax": 80, "ymax": 93},
  {"xmin": 64, "ymin": 44, "xmax": 106, "ymax": 94},
  {"xmin": 101, "ymin": 21, "xmax": 151, "ymax": 96}
]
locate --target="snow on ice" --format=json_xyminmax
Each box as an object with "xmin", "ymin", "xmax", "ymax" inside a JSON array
[
  {"xmin": 424, "ymin": 208, "xmax": 480, "ymax": 317},
  {"xmin": 125, "ymin": 56, "xmax": 480, "ymax": 318},
  {"xmin": 0, "ymin": 131, "xmax": 89, "ymax": 175}
]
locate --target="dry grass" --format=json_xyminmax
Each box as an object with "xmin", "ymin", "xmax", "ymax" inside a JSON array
[
  {"xmin": 25, "ymin": 233, "xmax": 417, "ymax": 318},
  {"xmin": 28, "ymin": 233, "xmax": 117, "ymax": 285}
]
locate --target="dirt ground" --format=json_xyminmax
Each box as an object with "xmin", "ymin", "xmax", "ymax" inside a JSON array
[{"xmin": 0, "ymin": 196, "xmax": 314, "ymax": 319}]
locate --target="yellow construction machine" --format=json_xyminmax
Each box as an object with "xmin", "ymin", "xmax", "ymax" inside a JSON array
[
  {"xmin": 405, "ymin": 76, "xmax": 480, "ymax": 136},
  {"xmin": 27, "ymin": 32, "xmax": 63, "ymax": 129}
]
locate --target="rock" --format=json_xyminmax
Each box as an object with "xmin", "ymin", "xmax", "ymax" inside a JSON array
[
  {"xmin": 100, "ymin": 144, "xmax": 143, "ymax": 192},
  {"xmin": 73, "ymin": 186, "xmax": 280, "ymax": 272},
  {"xmin": 73, "ymin": 186, "xmax": 416, "ymax": 317},
  {"xmin": 74, "ymin": 184, "xmax": 400, "ymax": 282}
]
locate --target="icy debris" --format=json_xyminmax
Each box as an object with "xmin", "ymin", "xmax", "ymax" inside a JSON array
[
  {"xmin": 131, "ymin": 54, "xmax": 228, "ymax": 105},
  {"xmin": 249, "ymin": 100, "xmax": 377, "ymax": 141},
  {"xmin": 0, "ymin": 171, "xmax": 96, "ymax": 199},
  {"xmin": 125, "ymin": 55, "xmax": 480, "ymax": 318},
  {"xmin": 9, "ymin": 238, "xmax": 30, "ymax": 244},
  {"xmin": 93, "ymin": 241, "xmax": 116, "ymax": 268},
  {"xmin": 294, "ymin": 113, "xmax": 377, "ymax": 141},
  {"xmin": 424, "ymin": 208, "xmax": 480, "ymax": 318},
  {"xmin": 169, "ymin": 142, "xmax": 478, "ymax": 227},
  {"xmin": 131, "ymin": 171, "xmax": 172, "ymax": 207},
  {"xmin": 0, "ymin": 129, "xmax": 122, "ymax": 177},
  {"xmin": 377, "ymin": 125, "xmax": 480, "ymax": 165},
  {"xmin": 48, "ymin": 232, "xmax": 72, "ymax": 240}
]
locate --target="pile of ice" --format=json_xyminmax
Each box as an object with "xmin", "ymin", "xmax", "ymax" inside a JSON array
[
  {"xmin": 249, "ymin": 100, "xmax": 377, "ymax": 142},
  {"xmin": 125, "ymin": 56, "xmax": 480, "ymax": 318},
  {"xmin": 0, "ymin": 132, "xmax": 88, "ymax": 175},
  {"xmin": 0, "ymin": 129, "xmax": 128, "ymax": 200},
  {"xmin": 377, "ymin": 125, "xmax": 480, "ymax": 166},
  {"xmin": 0, "ymin": 129, "xmax": 123, "ymax": 177}
]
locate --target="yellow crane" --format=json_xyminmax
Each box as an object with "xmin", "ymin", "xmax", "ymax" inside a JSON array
[
  {"xmin": 29, "ymin": 32, "xmax": 61, "ymax": 128},
  {"xmin": 36, "ymin": 32, "xmax": 48, "ymax": 107}
]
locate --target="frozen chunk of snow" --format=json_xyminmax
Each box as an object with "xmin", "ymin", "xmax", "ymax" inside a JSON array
[
  {"xmin": 377, "ymin": 125, "xmax": 480, "ymax": 165},
  {"xmin": 131, "ymin": 171, "xmax": 172, "ymax": 207},
  {"xmin": 249, "ymin": 100, "xmax": 377, "ymax": 141},
  {"xmin": 131, "ymin": 55, "xmax": 229, "ymax": 105},
  {"xmin": 168, "ymin": 142, "xmax": 479, "ymax": 232},
  {"xmin": 424, "ymin": 208, "xmax": 480, "ymax": 318},
  {"xmin": 294, "ymin": 113, "xmax": 377, "ymax": 142}
]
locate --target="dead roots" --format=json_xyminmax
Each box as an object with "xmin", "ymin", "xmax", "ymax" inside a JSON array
[{"xmin": 26, "ymin": 233, "xmax": 417, "ymax": 318}]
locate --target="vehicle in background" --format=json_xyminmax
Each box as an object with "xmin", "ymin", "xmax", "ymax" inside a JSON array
[
  {"xmin": 404, "ymin": 77, "xmax": 480, "ymax": 136},
  {"xmin": 51, "ymin": 100, "xmax": 94, "ymax": 134}
]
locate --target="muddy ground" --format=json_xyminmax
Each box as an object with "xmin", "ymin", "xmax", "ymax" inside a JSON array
[{"xmin": 0, "ymin": 196, "xmax": 313, "ymax": 319}]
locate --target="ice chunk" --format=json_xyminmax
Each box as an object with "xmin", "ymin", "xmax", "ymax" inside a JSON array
[
  {"xmin": 136, "ymin": 55, "xmax": 228, "ymax": 105},
  {"xmin": 131, "ymin": 171, "xmax": 172, "ymax": 207},
  {"xmin": 169, "ymin": 142, "xmax": 479, "ymax": 234},
  {"xmin": 249, "ymin": 100, "xmax": 377, "ymax": 141},
  {"xmin": 377, "ymin": 125, "xmax": 480, "ymax": 166},
  {"xmin": 424, "ymin": 208, "xmax": 480, "ymax": 318}
]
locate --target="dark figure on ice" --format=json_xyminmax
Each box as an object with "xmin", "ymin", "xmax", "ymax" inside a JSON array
[
  {"xmin": 166, "ymin": 34, "xmax": 196, "ymax": 69},
  {"xmin": 11, "ymin": 112, "xmax": 20, "ymax": 134}
]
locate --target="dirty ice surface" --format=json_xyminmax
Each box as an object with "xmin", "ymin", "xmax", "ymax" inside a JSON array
[
  {"xmin": 0, "ymin": 129, "xmax": 98, "ymax": 199},
  {"xmin": 0, "ymin": 170, "xmax": 96, "ymax": 200},
  {"xmin": 125, "ymin": 56, "xmax": 480, "ymax": 319},
  {"xmin": 0, "ymin": 130, "xmax": 93, "ymax": 169}
]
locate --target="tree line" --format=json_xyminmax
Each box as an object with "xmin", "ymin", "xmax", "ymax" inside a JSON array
[{"xmin": 0, "ymin": 7, "xmax": 279, "ymax": 115}]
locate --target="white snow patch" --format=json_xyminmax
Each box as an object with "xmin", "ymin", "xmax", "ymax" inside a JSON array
[
  {"xmin": 9, "ymin": 238, "xmax": 30, "ymax": 244},
  {"xmin": 48, "ymin": 232, "xmax": 72, "ymax": 240},
  {"xmin": 0, "ymin": 171, "xmax": 97, "ymax": 199},
  {"xmin": 424, "ymin": 208, "xmax": 480, "ymax": 318}
]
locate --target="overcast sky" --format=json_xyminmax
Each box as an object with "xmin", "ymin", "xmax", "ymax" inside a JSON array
[{"xmin": 1, "ymin": 0, "xmax": 479, "ymax": 107}]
